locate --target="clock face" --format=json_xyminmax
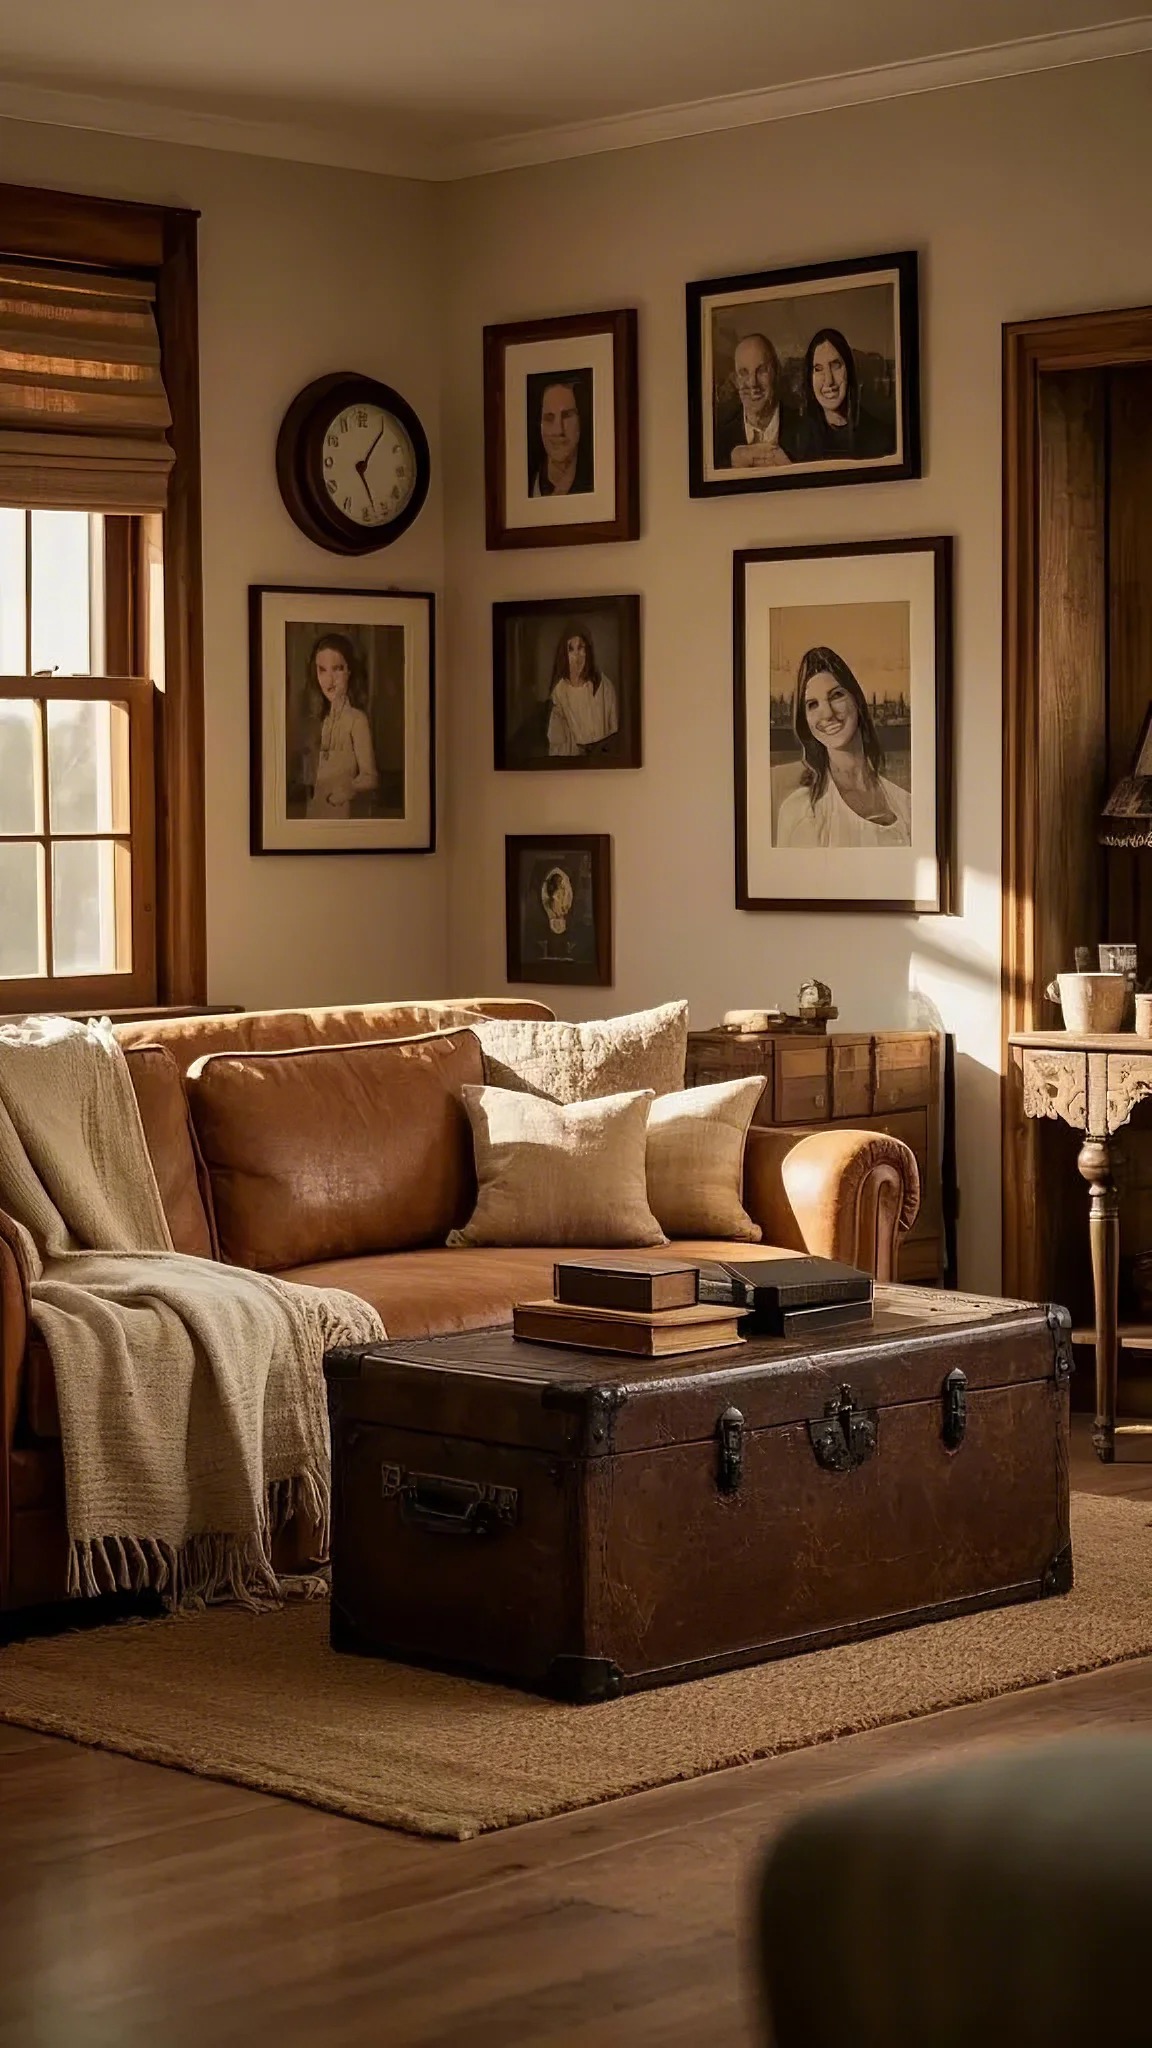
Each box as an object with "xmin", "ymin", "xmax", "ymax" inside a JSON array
[{"xmin": 321, "ymin": 402, "xmax": 417, "ymax": 530}]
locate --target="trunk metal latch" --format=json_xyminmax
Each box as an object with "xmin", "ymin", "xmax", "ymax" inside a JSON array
[
  {"xmin": 808, "ymin": 1384, "xmax": 877, "ymax": 1473},
  {"xmin": 942, "ymin": 1366, "xmax": 968, "ymax": 1450},
  {"xmin": 716, "ymin": 1406, "xmax": 745, "ymax": 1494}
]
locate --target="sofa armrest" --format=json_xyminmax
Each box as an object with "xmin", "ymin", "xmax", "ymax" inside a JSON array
[{"xmin": 742, "ymin": 1126, "xmax": 921, "ymax": 1281}]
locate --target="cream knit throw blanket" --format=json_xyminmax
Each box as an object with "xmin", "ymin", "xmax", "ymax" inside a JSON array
[{"xmin": 0, "ymin": 1017, "xmax": 384, "ymax": 1606}]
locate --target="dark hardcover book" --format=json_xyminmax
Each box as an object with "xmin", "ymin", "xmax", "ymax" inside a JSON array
[
  {"xmin": 696, "ymin": 1256, "xmax": 873, "ymax": 1313},
  {"xmin": 553, "ymin": 1258, "xmax": 699, "ymax": 1314},
  {"xmin": 778, "ymin": 1297, "xmax": 875, "ymax": 1339}
]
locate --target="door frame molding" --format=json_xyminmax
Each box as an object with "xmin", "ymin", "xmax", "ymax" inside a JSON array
[{"xmin": 1001, "ymin": 304, "xmax": 1152, "ymax": 1294}]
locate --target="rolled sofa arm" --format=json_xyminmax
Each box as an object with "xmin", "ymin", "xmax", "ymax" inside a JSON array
[{"xmin": 742, "ymin": 1126, "xmax": 921, "ymax": 1282}]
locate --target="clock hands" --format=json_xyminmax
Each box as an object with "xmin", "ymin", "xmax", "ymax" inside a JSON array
[{"xmin": 355, "ymin": 420, "xmax": 386, "ymax": 514}]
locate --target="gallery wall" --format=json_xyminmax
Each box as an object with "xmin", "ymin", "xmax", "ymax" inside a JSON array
[
  {"xmin": 0, "ymin": 116, "xmax": 450, "ymax": 1010},
  {"xmin": 440, "ymin": 54, "xmax": 1152, "ymax": 1290}
]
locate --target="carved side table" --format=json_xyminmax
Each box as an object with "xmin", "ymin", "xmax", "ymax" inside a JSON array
[{"xmin": 1010, "ymin": 1031, "xmax": 1152, "ymax": 1460}]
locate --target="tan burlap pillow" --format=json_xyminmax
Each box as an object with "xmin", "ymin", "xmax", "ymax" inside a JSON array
[
  {"xmin": 471, "ymin": 1001, "xmax": 688, "ymax": 1103},
  {"xmin": 646, "ymin": 1076, "xmax": 766, "ymax": 1241},
  {"xmin": 449, "ymin": 1084, "xmax": 667, "ymax": 1248}
]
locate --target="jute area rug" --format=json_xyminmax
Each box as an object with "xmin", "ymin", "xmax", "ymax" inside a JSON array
[{"xmin": 1, "ymin": 1494, "xmax": 1150, "ymax": 1841}]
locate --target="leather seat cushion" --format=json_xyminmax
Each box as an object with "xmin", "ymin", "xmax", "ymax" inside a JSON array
[
  {"xmin": 187, "ymin": 1029, "xmax": 485, "ymax": 1272},
  {"xmin": 277, "ymin": 1240, "xmax": 792, "ymax": 1341}
]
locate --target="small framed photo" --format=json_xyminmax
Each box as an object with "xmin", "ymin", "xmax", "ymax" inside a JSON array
[
  {"xmin": 484, "ymin": 309, "xmax": 639, "ymax": 549},
  {"xmin": 687, "ymin": 252, "xmax": 920, "ymax": 497},
  {"xmin": 734, "ymin": 537, "xmax": 953, "ymax": 914},
  {"xmin": 505, "ymin": 833, "xmax": 612, "ymax": 985},
  {"xmin": 493, "ymin": 594, "xmax": 641, "ymax": 770},
  {"xmin": 249, "ymin": 584, "xmax": 434, "ymax": 855}
]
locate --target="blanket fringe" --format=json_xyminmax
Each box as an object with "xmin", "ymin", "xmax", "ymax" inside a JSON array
[{"xmin": 68, "ymin": 1465, "xmax": 332, "ymax": 1613}]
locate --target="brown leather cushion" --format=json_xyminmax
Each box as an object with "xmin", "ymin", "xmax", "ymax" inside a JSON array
[
  {"xmin": 277, "ymin": 1239, "xmax": 791, "ymax": 1341},
  {"xmin": 115, "ymin": 999, "xmax": 554, "ymax": 1076},
  {"xmin": 187, "ymin": 1029, "xmax": 484, "ymax": 1272},
  {"xmin": 122, "ymin": 1044, "xmax": 216, "ymax": 1260}
]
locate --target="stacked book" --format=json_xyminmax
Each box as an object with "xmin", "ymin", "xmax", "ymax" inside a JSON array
[
  {"xmin": 511, "ymin": 1254, "xmax": 875, "ymax": 1357},
  {"xmin": 513, "ymin": 1259, "xmax": 746, "ymax": 1357}
]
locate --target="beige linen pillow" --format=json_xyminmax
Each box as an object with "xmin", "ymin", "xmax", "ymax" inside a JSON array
[
  {"xmin": 646, "ymin": 1076, "xmax": 766, "ymax": 1241},
  {"xmin": 449, "ymin": 1084, "xmax": 667, "ymax": 1248},
  {"xmin": 471, "ymin": 1001, "xmax": 689, "ymax": 1103}
]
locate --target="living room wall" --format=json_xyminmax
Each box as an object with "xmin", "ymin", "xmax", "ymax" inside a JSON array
[
  {"xmin": 440, "ymin": 53, "xmax": 1152, "ymax": 1291},
  {"xmin": 0, "ymin": 116, "xmax": 450, "ymax": 1011}
]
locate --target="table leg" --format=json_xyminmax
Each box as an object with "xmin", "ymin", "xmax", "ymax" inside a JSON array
[{"xmin": 1077, "ymin": 1134, "xmax": 1119, "ymax": 1462}]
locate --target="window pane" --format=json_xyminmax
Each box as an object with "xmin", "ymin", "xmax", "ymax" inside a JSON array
[
  {"xmin": 51, "ymin": 837, "xmax": 128, "ymax": 976},
  {"xmin": 0, "ymin": 840, "xmax": 45, "ymax": 977},
  {"xmin": 0, "ymin": 699, "xmax": 40, "ymax": 835},
  {"xmin": 47, "ymin": 698, "xmax": 129, "ymax": 835},
  {"xmin": 30, "ymin": 511, "xmax": 104, "ymax": 676},
  {"xmin": 0, "ymin": 510, "xmax": 26, "ymax": 673}
]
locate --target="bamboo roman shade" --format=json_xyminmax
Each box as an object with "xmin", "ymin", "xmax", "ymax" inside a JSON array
[{"xmin": 0, "ymin": 259, "xmax": 174, "ymax": 510}]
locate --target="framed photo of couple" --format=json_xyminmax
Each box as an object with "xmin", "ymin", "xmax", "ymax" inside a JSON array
[
  {"xmin": 483, "ymin": 308, "xmax": 639, "ymax": 549},
  {"xmin": 688, "ymin": 251, "xmax": 920, "ymax": 496},
  {"xmin": 734, "ymin": 537, "xmax": 953, "ymax": 915}
]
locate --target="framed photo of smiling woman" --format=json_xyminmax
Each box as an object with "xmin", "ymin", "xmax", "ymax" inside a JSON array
[
  {"xmin": 483, "ymin": 309, "xmax": 639, "ymax": 549},
  {"xmin": 734, "ymin": 538, "xmax": 953, "ymax": 913}
]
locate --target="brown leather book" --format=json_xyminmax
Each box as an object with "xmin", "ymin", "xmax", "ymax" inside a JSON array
[
  {"xmin": 514, "ymin": 1297, "xmax": 745, "ymax": 1357},
  {"xmin": 553, "ymin": 1258, "xmax": 699, "ymax": 1314}
]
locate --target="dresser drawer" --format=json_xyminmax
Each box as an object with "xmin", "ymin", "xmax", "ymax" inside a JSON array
[
  {"xmin": 874, "ymin": 1034, "xmax": 936, "ymax": 1113},
  {"xmin": 774, "ymin": 1042, "xmax": 831, "ymax": 1123},
  {"xmin": 832, "ymin": 1037, "xmax": 873, "ymax": 1119}
]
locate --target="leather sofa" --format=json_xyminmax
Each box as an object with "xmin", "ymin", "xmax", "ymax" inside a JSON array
[{"xmin": 0, "ymin": 999, "xmax": 920, "ymax": 1613}]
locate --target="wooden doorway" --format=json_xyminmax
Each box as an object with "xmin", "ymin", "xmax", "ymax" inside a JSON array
[{"xmin": 1003, "ymin": 306, "xmax": 1152, "ymax": 1330}]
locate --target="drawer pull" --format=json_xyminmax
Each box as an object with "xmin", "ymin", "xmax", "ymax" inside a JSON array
[{"xmin": 381, "ymin": 1464, "xmax": 519, "ymax": 1537}]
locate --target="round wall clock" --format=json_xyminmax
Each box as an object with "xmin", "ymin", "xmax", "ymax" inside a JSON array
[{"xmin": 275, "ymin": 372, "xmax": 431, "ymax": 554}]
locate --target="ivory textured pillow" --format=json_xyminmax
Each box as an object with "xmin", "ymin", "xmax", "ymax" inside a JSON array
[
  {"xmin": 646, "ymin": 1076, "xmax": 765, "ymax": 1241},
  {"xmin": 471, "ymin": 1001, "xmax": 688, "ymax": 1104},
  {"xmin": 449, "ymin": 1084, "xmax": 667, "ymax": 1248}
]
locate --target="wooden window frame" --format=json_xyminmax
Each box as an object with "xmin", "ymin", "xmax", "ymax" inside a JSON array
[
  {"xmin": 0, "ymin": 180, "xmax": 205, "ymax": 1007},
  {"xmin": 0, "ymin": 673, "xmax": 156, "ymax": 1011}
]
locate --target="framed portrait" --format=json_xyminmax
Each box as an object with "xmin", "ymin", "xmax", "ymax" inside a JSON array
[
  {"xmin": 734, "ymin": 538, "xmax": 953, "ymax": 914},
  {"xmin": 249, "ymin": 584, "xmax": 434, "ymax": 855},
  {"xmin": 493, "ymin": 594, "xmax": 641, "ymax": 771},
  {"xmin": 687, "ymin": 252, "xmax": 920, "ymax": 497},
  {"xmin": 483, "ymin": 309, "xmax": 639, "ymax": 549},
  {"xmin": 505, "ymin": 833, "xmax": 612, "ymax": 986}
]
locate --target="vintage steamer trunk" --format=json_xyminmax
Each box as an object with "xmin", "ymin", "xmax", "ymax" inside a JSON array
[{"xmin": 324, "ymin": 1287, "xmax": 1072, "ymax": 1702}]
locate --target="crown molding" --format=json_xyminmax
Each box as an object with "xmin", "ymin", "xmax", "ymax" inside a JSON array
[
  {"xmin": 0, "ymin": 18, "xmax": 1147, "ymax": 186},
  {"xmin": 446, "ymin": 18, "xmax": 1152, "ymax": 179}
]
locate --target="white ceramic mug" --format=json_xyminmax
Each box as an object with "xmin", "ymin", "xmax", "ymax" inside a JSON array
[
  {"xmin": 1135, "ymin": 993, "xmax": 1152, "ymax": 1039},
  {"xmin": 1056, "ymin": 972, "xmax": 1128, "ymax": 1034}
]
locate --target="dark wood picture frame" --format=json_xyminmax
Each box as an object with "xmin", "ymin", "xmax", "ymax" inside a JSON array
[
  {"xmin": 687, "ymin": 251, "xmax": 920, "ymax": 498},
  {"xmin": 733, "ymin": 536, "xmax": 953, "ymax": 915},
  {"xmin": 493, "ymin": 594, "xmax": 641, "ymax": 770},
  {"xmin": 249, "ymin": 583, "xmax": 435, "ymax": 856},
  {"xmin": 505, "ymin": 833, "xmax": 612, "ymax": 986},
  {"xmin": 483, "ymin": 309, "xmax": 639, "ymax": 550}
]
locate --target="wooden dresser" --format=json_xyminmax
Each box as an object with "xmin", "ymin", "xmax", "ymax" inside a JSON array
[{"xmin": 686, "ymin": 1028, "xmax": 945, "ymax": 1283}]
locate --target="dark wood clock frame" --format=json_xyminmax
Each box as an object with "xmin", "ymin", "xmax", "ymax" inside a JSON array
[{"xmin": 275, "ymin": 372, "xmax": 431, "ymax": 555}]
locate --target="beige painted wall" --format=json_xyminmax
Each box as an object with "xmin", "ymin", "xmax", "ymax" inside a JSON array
[
  {"xmin": 441, "ymin": 55, "xmax": 1152, "ymax": 1289},
  {"xmin": 0, "ymin": 117, "xmax": 450, "ymax": 1010}
]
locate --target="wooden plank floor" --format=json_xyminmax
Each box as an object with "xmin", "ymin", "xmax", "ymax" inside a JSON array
[{"xmin": 2, "ymin": 1420, "xmax": 1151, "ymax": 2048}]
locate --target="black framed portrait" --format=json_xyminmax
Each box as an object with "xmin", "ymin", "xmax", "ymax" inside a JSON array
[
  {"xmin": 734, "ymin": 537, "xmax": 952, "ymax": 914},
  {"xmin": 505, "ymin": 833, "xmax": 612, "ymax": 985},
  {"xmin": 249, "ymin": 585, "xmax": 434, "ymax": 854},
  {"xmin": 483, "ymin": 309, "xmax": 639, "ymax": 549},
  {"xmin": 688, "ymin": 252, "xmax": 920, "ymax": 497},
  {"xmin": 493, "ymin": 594, "xmax": 641, "ymax": 770}
]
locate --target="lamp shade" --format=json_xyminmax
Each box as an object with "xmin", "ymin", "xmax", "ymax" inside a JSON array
[{"xmin": 1100, "ymin": 702, "xmax": 1152, "ymax": 848}]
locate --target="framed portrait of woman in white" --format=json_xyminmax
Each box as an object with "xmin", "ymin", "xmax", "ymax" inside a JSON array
[
  {"xmin": 493, "ymin": 594, "xmax": 641, "ymax": 770},
  {"xmin": 483, "ymin": 309, "xmax": 639, "ymax": 549},
  {"xmin": 734, "ymin": 539, "xmax": 953, "ymax": 914},
  {"xmin": 505, "ymin": 833, "xmax": 612, "ymax": 986},
  {"xmin": 687, "ymin": 252, "xmax": 920, "ymax": 497},
  {"xmin": 249, "ymin": 584, "xmax": 434, "ymax": 855}
]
